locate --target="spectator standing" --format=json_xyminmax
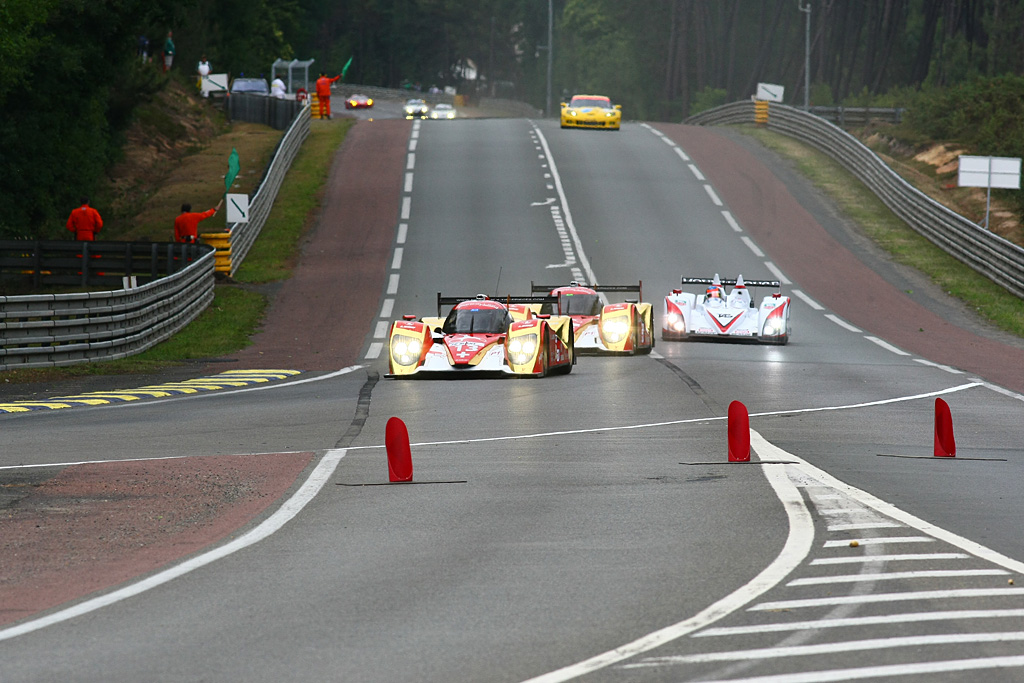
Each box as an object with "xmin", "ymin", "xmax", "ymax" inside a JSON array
[
  {"xmin": 66, "ymin": 198, "xmax": 103, "ymax": 241},
  {"xmin": 197, "ymin": 55, "xmax": 211, "ymax": 93},
  {"xmin": 315, "ymin": 72, "xmax": 341, "ymax": 119},
  {"xmin": 270, "ymin": 76, "xmax": 286, "ymax": 99},
  {"xmin": 138, "ymin": 35, "xmax": 149, "ymax": 62},
  {"xmin": 163, "ymin": 31, "xmax": 175, "ymax": 73},
  {"xmin": 174, "ymin": 199, "xmax": 223, "ymax": 244}
]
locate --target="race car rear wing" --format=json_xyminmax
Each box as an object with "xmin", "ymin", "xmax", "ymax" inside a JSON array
[
  {"xmin": 531, "ymin": 281, "xmax": 643, "ymax": 299},
  {"xmin": 680, "ymin": 277, "xmax": 780, "ymax": 290},
  {"xmin": 436, "ymin": 293, "xmax": 558, "ymax": 315}
]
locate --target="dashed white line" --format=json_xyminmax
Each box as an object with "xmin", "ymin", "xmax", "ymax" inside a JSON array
[
  {"xmin": 688, "ymin": 163, "xmax": 705, "ymax": 180},
  {"xmin": 391, "ymin": 247, "xmax": 403, "ymax": 270},
  {"xmin": 703, "ymin": 184, "xmax": 723, "ymax": 206},
  {"xmin": 741, "ymin": 235, "xmax": 764, "ymax": 257},
  {"xmin": 792, "ymin": 289, "xmax": 824, "ymax": 310},
  {"xmin": 380, "ymin": 298, "xmax": 394, "ymax": 318},
  {"xmin": 404, "ymin": 172, "xmax": 413, "ymax": 193},
  {"xmin": 365, "ymin": 342, "xmax": 383, "ymax": 359},
  {"xmin": 722, "ymin": 210, "xmax": 742, "ymax": 232},
  {"xmin": 914, "ymin": 358, "xmax": 963, "ymax": 374},
  {"xmin": 866, "ymin": 335, "xmax": 911, "ymax": 355},
  {"xmin": 408, "ymin": 139, "xmax": 418, "ymax": 152},
  {"xmin": 764, "ymin": 261, "xmax": 790, "ymax": 284},
  {"xmin": 825, "ymin": 313, "xmax": 861, "ymax": 332},
  {"xmin": 401, "ymin": 197, "xmax": 411, "ymax": 220},
  {"xmin": 674, "ymin": 147, "xmax": 690, "ymax": 162},
  {"xmin": 374, "ymin": 321, "xmax": 389, "ymax": 338},
  {"xmin": 406, "ymin": 153, "xmax": 415, "ymax": 170},
  {"xmin": 397, "ymin": 223, "xmax": 408, "ymax": 244},
  {"xmin": 387, "ymin": 274, "xmax": 399, "ymax": 295}
]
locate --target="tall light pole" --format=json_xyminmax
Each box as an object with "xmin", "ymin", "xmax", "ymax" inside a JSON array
[
  {"xmin": 546, "ymin": 0, "xmax": 553, "ymax": 117},
  {"xmin": 798, "ymin": 0, "xmax": 811, "ymax": 110}
]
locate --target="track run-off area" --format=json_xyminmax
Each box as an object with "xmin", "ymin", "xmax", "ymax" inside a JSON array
[{"xmin": 2, "ymin": 113, "xmax": 1024, "ymax": 682}]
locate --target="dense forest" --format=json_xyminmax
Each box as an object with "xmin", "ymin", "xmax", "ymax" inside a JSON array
[{"xmin": 2, "ymin": 0, "xmax": 1023, "ymax": 238}]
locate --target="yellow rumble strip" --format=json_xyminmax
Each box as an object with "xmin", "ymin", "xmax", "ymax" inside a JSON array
[{"xmin": 0, "ymin": 370, "xmax": 301, "ymax": 414}]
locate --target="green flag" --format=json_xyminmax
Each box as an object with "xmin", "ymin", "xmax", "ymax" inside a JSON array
[
  {"xmin": 342, "ymin": 56, "xmax": 353, "ymax": 80},
  {"xmin": 225, "ymin": 148, "xmax": 240, "ymax": 194}
]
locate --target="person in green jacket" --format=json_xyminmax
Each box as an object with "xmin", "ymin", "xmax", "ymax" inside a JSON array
[{"xmin": 163, "ymin": 31, "xmax": 175, "ymax": 72}]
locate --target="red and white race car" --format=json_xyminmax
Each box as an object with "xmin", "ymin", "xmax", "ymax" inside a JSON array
[
  {"xmin": 386, "ymin": 294, "xmax": 575, "ymax": 378},
  {"xmin": 531, "ymin": 281, "xmax": 654, "ymax": 355},
  {"xmin": 662, "ymin": 274, "xmax": 791, "ymax": 344}
]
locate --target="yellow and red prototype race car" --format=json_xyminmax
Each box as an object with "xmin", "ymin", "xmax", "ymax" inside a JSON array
[
  {"xmin": 345, "ymin": 94, "xmax": 374, "ymax": 109},
  {"xmin": 531, "ymin": 281, "xmax": 654, "ymax": 354},
  {"xmin": 560, "ymin": 95, "xmax": 621, "ymax": 130},
  {"xmin": 386, "ymin": 294, "xmax": 575, "ymax": 378}
]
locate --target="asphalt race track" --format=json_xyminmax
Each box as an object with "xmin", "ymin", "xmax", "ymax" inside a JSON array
[{"xmin": 2, "ymin": 108, "xmax": 1024, "ymax": 682}]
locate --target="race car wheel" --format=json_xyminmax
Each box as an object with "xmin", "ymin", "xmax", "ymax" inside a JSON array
[{"xmin": 553, "ymin": 321, "xmax": 574, "ymax": 375}]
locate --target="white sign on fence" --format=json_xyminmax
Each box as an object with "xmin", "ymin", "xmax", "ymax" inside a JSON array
[
  {"xmin": 226, "ymin": 194, "xmax": 250, "ymax": 224},
  {"xmin": 958, "ymin": 155, "xmax": 1022, "ymax": 189},
  {"xmin": 202, "ymin": 74, "xmax": 229, "ymax": 96},
  {"xmin": 755, "ymin": 82, "xmax": 785, "ymax": 103}
]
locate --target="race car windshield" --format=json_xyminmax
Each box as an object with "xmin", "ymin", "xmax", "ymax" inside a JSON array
[
  {"xmin": 571, "ymin": 98, "xmax": 611, "ymax": 109},
  {"xmin": 559, "ymin": 293, "xmax": 602, "ymax": 316},
  {"xmin": 442, "ymin": 308, "xmax": 512, "ymax": 335}
]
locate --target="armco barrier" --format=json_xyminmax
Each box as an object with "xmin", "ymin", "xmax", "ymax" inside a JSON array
[
  {"xmin": 0, "ymin": 243, "xmax": 215, "ymax": 370},
  {"xmin": 685, "ymin": 101, "xmax": 1024, "ymax": 299}
]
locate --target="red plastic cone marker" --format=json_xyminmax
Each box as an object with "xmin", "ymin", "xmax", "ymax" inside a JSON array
[
  {"xmin": 385, "ymin": 417, "xmax": 413, "ymax": 481},
  {"xmin": 728, "ymin": 401, "xmax": 751, "ymax": 462},
  {"xmin": 934, "ymin": 397, "xmax": 956, "ymax": 457}
]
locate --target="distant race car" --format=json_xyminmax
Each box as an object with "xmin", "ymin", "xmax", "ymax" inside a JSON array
[
  {"xmin": 531, "ymin": 281, "xmax": 654, "ymax": 354},
  {"xmin": 386, "ymin": 294, "xmax": 575, "ymax": 378},
  {"xmin": 560, "ymin": 94, "xmax": 621, "ymax": 130},
  {"xmin": 662, "ymin": 274, "xmax": 791, "ymax": 344},
  {"xmin": 403, "ymin": 99, "xmax": 430, "ymax": 119},
  {"xmin": 345, "ymin": 94, "xmax": 374, "ymax": 109},
  {"xmin": 429, "ymin": 103, "xmax": 457, "ymax": 119}
]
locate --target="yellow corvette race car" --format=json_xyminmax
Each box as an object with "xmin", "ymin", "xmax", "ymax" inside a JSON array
[{"xmin": 560, "ymin": 95, "xmax": 621, "ymax": 130}]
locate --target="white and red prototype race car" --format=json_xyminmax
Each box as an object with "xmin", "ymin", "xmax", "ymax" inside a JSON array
[
  {"xmin": 386, "ymin": 294, "xmax": 575, "ymax": 378},
  {"xmin": 530, "ymin": 281, "xmax": 654, "ymax": 355},
  {"xmin": 662, "ymin": 274, "xmax": 791, "ymax": 344}
]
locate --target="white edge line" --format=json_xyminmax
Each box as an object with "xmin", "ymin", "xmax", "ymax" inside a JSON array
[
  {"xmin": 396, "ymin": 223, "xmax": 408, "ymax": 244},
  {"xmin": 688, "ymin": 163, "xmax": 705, "ymax": 181},
  {"xmin": 517, "ymin": 434, "xmax": 814, "ymax": 683},
  {"xmin": 365, "ymin": 342, "xmax": 384, "ymax": 360},
  {"xmin": 740, "ymin": 235, "xmax": 764, "ymax": 258},
  {"xmin": 791, "ymin": 289, "xmax": 824, "ymax": 310},
  {"xmin": 0, "ymin": 448, "xmax": 348, "ymax": 643},
  {"xmin": 704, "ymin": 184, "xmax": 723, "ymax": 206},
  {"xmin": 763, "ymin": 261, "xmax": 791, "ymax": 285},
  {"xmin": 722, "ymin": 211, "xmax": 742, "ymax": 233},
  {"xmin": 865, "ymin": 335, "xmax": 911, "ymax": 356},
  {"xmin": 825, "ymin": 313, "xmax": 861, "ymax": 333},
  {"xmin": 391, "ymin": 247, "xmax": 404, "ymax": 270}
]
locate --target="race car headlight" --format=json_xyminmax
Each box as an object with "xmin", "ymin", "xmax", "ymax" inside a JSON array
[
  {"xmin": 390, "ymin": 334, "xmax": 423, "ymax": 366},
  {"xmin": 762, "ymin": 317, "xmax": 785, "ymax": 336},
  {"xmin": 508, "ymin": 334, "xmax": 538, "ymax": 365},
  {"xmin": 666, "ymin": 312, "xmax": 685, "ymax": 332},
  {"xmin": 367, "ymin": 98, "xmax": 373, "ymax": 106},
  {"xmin": 600, "ymin": 316, "xmax": 630, "ymax": 343}
]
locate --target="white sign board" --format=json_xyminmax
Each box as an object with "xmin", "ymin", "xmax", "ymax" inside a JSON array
[
  {"xmin": 756, "ymin": 82, "xmax": 785, "ymax": 103},
  {"xmin": 226, "ymin": 194, "xmax": 250, "ymax": 224},
  {"xmin": 958, "ymin": 155, "xmax": 1021, "ymax": 189},
  {"xmin": 202, "ymin": 73, "xmax": 229, "ymax": 95}
]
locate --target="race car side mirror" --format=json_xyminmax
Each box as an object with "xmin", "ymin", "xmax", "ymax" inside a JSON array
[
  {"xmin": 625, "ymin": 299, "xmax": 638, "ymax": 304},
  {"xmin": 403, "ymin": 314, "xmax": 417, "ymax": 320}
]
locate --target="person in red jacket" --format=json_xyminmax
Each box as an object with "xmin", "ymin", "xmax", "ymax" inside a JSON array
[
  {"xmin": 315, "ymin": 72, "xmax": 342, "ymax": 119},
  {"xmin": 174, "ymin": 199, "xmax": 223, "ymax": 243},
  {"xmin": 66, "ymin": 197, "xmax": 104, "ymax": 241}
]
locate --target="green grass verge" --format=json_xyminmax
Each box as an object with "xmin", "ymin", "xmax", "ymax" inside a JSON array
[{"xmin": 740, "ymin": 125, "xmax": 1024, "ymax": 338}]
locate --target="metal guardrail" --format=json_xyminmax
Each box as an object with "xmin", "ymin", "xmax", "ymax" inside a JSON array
[
  {"xmin": 685, "ymin": 101, "xmax": 1024, "ymax": 299},
  {"xmin": 202, "ymin": 104, "xmax": 311, "ymax": 275},
  {"xmin": 808, "ymin": 106, "xmax": 904, "ymax": 126},
  {"xmin": 0, "ymin": 243, "xmax": 215, "ymax": 370},
  {"xmin": 228, "ymin": 93, "xmax": 302, "ymax": 130}
]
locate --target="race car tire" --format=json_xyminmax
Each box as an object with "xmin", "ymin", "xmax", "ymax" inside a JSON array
[{"xmin": 553, "ymin": 321, "xmax": 574, "ymax": 375}]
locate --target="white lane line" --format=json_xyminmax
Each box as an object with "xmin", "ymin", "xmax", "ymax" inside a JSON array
[
  {"xmin": 387, "ymin": 273, "xmax": 399, "ymax": 295},
  {"xmin": 788, "ymin": 569, "xmax": 1009, "ymax": 586},
  {"xmin": 690, "ymin": 655, "xmax": 1024, "ymax": 683},
  {"xmin": 822, "ymin": 536, "xmax": 933, "ymax": 547},
  {"xmin": 704, "ymin": 184, "xmax": 723, "ymax": 206},
  {"xmin": 348, "ymin": 382, "xmax": 982, "ymax": 452},
  {"xmin": 914, "ymin": 358, "xmax": 963, "ymax": 374},
  {"xmin": 411, "ymin": 125, "xmax": 420, "ymax": 137},
  {"xmin": 515, "ymin": 426, "xmax": 815, "ymax": 683},
  {"xmin": 0, "ymin": 448, "xmax": 349, "ymax": 643},
  {"xmin": 741, "ymin": 236, "xmax": 764, "ymax": 257},
  {"xmin": 400, "ymin": 197, "xmax": 411, "ymax": 220},
  {"xmin": 627, "ymin": 633, "xmax": 1024, "ymax": 666},
  {"xmin": 812, "ymin": 553, "xmax": 968, "ymax": 565},
  {"xmin": 688, "ymin": 163, "xmax": 705, "ymax": 180},
  {"xmin": 661, "ymin": 136, "xmax": 676, "ymax": 147},
  {"xmin": 380, "ymin": 298, "xmax": 394, "ymax": 318},
  {"xmin": 365, "ymin": 342, "xmax": 383, "ymax": 359},
  {"xmin": 406, "ymin": 153, "xmax": 415, "ymax": 170},
  {"xmin": 374, "ymin": 321, "xmax": 388, "ymax": 339},
  {"xmin": 533, "ymin": 126, "xmax": 599, "ymax": 287},
  {"xmin": 866, "ymin": 335, "xmax": 911, "ymax": 355},
  {"xmin": 408, "ymin": 139, "xmax": 418, "ymax": 152},
  {"xmin": 828, "ymin": 522, "xmax": 903, "ymax": 531},
  {"xmin": 792, "ymin": 289, "xmax": 824, "ymax": 310},
  {"xmin": 404, "ymin": 172, "xmax": 413, "ymax": 193},
  {"xmin": 696, "ymin": 608, "xmax": 1024, "ymax": 637},
  {"xmin": 397, "ymin": 223, "xmax": 408, "ymax": 244},
  {"xmin": 752, "ymin": 587, "xmax": 1024, "ymax": 611},
  {"xmin": 391, "ymin": 247, "xmax": 403, "ymax": 269},
  {"xmin": 764, "ymin": 261, "xmax": 791, "ymax": 285},
  {"xmin": 722, "ymin": 210, "xmax": 742, "ymax": 232},
  {"xmin": 825, "ymin": 313, "xmax": 861, "ymax": 332},
  {"xmin": 674, "ymin": 147, "xmax": 690, "ymax": 162}
]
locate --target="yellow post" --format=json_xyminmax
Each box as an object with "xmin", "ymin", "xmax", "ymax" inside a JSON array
[
  {"xmin": 200, "ymin": 232, "xmax": 233, "ymax": 273},
  {"xmin": 754, "ymin": 100, "xmax": 770, "ymax": 125}
]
